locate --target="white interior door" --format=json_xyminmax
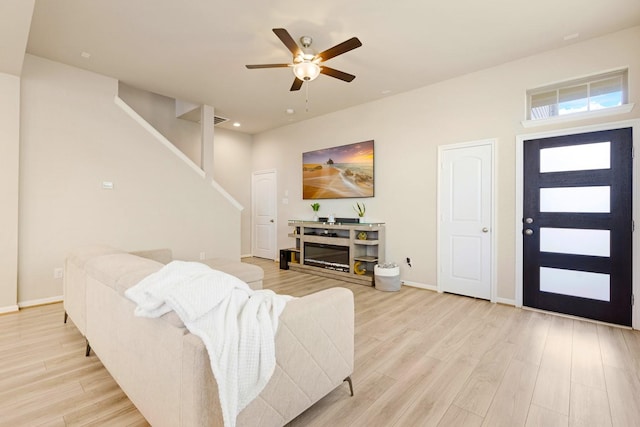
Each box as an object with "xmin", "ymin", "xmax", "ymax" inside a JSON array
[
  {"xmin": 252, "ymin": 170, "xmax": 277, "ymax": 260},
  {"xmin": 438, "ymin": 141, "xmax": 494, "ymax": 300}
]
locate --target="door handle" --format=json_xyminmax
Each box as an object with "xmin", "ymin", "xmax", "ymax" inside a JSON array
[
  {"xmin": 270, "ymin": 219, "xmax": 274, "ymax": 223},
  {"xmin": 482, "ymin": 227, "xmax": 489, "ymax": 233},
  {"xmin": 524, "ymin": 217, "xmax": 534, "ymax": 224},
  {"xmin": 524, "ymin": 228, "xmax": 534, "ymax": 236}
]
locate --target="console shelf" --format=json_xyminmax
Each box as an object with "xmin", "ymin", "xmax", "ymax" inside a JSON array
[{"xmin": 287, "ymin": 220, "xmax": 385, "ymax": 286}]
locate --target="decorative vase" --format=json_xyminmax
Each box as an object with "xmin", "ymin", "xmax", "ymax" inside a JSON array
[
  {"xmin": 359, "ymin": 216, "xmax": 367, "ymax": 223},
  {"xmin": 354, "ymin": 261, "xmax": 366, "ymax": 275},
  {"xmin": 313, "ymin": 213, "xmax": 319, "ymax": 221}
]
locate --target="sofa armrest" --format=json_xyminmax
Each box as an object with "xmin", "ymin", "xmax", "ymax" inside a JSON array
[
  {"xmin": 64, "ymin": 245, "xmax": 124, "ymax": 336},
  {"xmin": 181, "ymin": 333, "xmax": 223, "ymax": 426},
  {"xmin": 278, "ymin": 287, "xmax": 355, "ymax": 375},
  {"xmin": 238, "ymin": 287, "xmax": 355, "ymax": 425},
  {"xmin": 180, "ymin": 287, "xmax": 355, "ymax": 426}
]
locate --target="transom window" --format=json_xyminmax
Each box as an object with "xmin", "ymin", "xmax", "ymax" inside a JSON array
[{"xmin": 527, "ymin": 69, "xmax": 628, "ymax": 121}]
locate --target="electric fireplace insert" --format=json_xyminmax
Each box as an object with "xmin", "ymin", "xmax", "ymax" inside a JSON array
[{"xmin": 304, "ymin": 242, "xmax": 349, "ymax": 272}]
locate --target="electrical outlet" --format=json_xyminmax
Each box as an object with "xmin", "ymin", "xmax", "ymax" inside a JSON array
[
  {"xmin": 199, "ymin": 252, "xmax": 206, "ymax": 260},
  {"xmin": 54, "ymin": 267, "xmax": 64, "ymax": 279}
]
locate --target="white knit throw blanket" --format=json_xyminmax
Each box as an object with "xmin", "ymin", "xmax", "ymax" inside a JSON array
[{"xmin": 125, "ymin": 261, "xmax": 293, "ymax": 427}]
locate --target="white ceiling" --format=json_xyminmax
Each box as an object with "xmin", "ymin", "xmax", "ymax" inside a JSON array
[{"xmin": 25, "ymin": 0, "xmax": 640, "ymax": 134}]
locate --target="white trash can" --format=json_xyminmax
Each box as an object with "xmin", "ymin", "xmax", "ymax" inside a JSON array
[{"xmin": 374, "ymin": 265, "xmax": 401, "ymax": 292}]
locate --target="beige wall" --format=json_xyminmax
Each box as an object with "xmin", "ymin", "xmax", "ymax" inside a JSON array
[
  {"xmin": 0, "ymin": 73, "xmax": 20, "ymax": 311},
  {"xmin": 0, "ymin": 0, "xmax": 34, "ymax": 76},
  {"xmin": 252, "ymin": 26, "xmax": 640, "ymax": 301},
  {"xmin": 7, "ymin": 26, "xmax": 640, "ymax": 306},
  {"xmin": 118, "ymin": 82, "xmax": 202, "ymax": 165},
  {"xmin": 117, "ymin": 83, "xmax": 253, "ymax": 255},
  {"xmin": 213, "ymin": 128, "xmax": 253, "ymax": 256},
  {"xmin": 17, "ymin": 54, "xmax": 241, "ymax": 304}
]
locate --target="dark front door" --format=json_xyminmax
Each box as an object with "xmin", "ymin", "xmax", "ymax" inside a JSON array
[{"xmin": 523, "ymin": 128, "xmax": 633, "ymax": 326}]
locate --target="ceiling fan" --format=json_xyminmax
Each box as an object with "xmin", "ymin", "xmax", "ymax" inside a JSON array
[{"xmin": 246, "ymin": 28, "xmax": 362, "ymax": 91}]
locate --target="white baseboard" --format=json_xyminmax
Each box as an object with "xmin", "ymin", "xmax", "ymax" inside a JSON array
[
  {"xmin": 402, "ymin": 282, "xmax": 516, "ymax": 306},
  {"xmin": 18, "ymin": 295, "xmax": 63, "ymax": 308},
  {"xmin": 402, "ymin": 280, "xmax": 438, "ymax": 292},
  {"xmin": 240, "ymin": 254, "xmax": 253, "ymax": 259},
  {"xmin": 0, "ymin": 304, "xmax": 19, "ymax": 314}
]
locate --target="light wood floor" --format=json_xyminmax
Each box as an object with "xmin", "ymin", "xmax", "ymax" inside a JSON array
[{"xmin": 2, "ymin": 258, "xmax": 640, "ymax": 426}]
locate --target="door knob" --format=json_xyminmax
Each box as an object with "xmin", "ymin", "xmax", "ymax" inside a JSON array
[
  {"xmin": 482, "ymin": 227, "xmax": 489, "ymax": 233},
  {"xmin": 524, "ymin": 218, "xmax": 534, "ymax": 224},
  {"xmin": 270, "ymin": 219, "xmax": 274, "ymax": 223},
  {"xmin": 524, "ymin": 228, "xmax": 534, "ymax": 236}
]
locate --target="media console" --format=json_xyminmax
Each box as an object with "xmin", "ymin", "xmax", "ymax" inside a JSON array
[{"xmin": 286, "ymin": 220, "xmax": 385, "ymax": 286}]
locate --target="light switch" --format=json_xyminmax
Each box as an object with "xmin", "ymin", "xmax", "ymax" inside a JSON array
[{"xmin": 102, "ymin": 181, "xmax": 114, "ymax": 190}]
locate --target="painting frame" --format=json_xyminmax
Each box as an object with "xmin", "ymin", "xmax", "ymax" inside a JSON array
[{"xmin": 302, "ymin": 140, "xmax": 375, "ymax": 200}]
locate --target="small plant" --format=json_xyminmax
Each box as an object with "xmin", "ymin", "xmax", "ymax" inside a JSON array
[
  {"xmin": 310, "ymin": 202, "xmax": 320, "ymax": 212},
  {"xmin": 353, "ymin": 202, "xmax": 366, "ymax": 217}
]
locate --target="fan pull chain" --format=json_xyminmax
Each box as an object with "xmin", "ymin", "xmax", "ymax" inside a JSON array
[{"xmin": 305, "ymin": 82, "xmax": 310, "ymax": 112}]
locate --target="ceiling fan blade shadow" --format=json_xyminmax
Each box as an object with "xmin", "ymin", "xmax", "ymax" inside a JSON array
[
  {"xmin": 246, "ymin": 64, "xmax": 291, "ymax": 69},
  {"xmin": 317, "ymin": 37, "xmax": 362, "ymax": 61},
  {"xmin": 320, "ymin": 66, "xmax": 356, "ymax": 82},
  {"xmin": 290, "ymin": 78, "xmax": 303, "ymax": 91},
  {"xmin": 273, "ymin": 28, "xmax": 300, "ymax": 57}
]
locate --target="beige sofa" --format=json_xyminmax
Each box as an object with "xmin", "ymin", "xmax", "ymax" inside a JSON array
[
  {"xmin": 63, "ymin": 246, "xmax": 265, "ymax": 337},
  {"xmin": 63, "ymin": 246, "xmax": 355, "ymax": 426}
]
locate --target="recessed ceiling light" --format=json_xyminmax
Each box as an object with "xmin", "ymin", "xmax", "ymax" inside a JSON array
[
  {"xmin": 381, "ymin": 89, "xmax": 392, "ymax": 95},
  {"xmin": 80, "ymin": 51, "xmax": 91, "ymax": 59},
  {"xmin": 286, "ymin": 108, "xmax": 295, "ymax": 115},
  {"xmin": 232, "ymin": 122, "xmax": 241, "ymax": 127},
  {"xmin": 563, "ymin": 33, "xmax": 579, "ymax": 41}
]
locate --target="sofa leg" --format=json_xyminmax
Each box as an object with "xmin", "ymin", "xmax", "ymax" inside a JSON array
[
  {"xmin": 344, "ymin": 376, "xmax": 354, "ymax": 396},
  {"xmin": 64, "ymin": 311, "xmax": 68, "ymax": 324},
  {"xmin": 85, "ymin": 340, "xmax": 92, "ymax": 357}
]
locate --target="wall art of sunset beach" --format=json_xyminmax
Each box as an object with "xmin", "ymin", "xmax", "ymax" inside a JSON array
[{"xmin": 303, "ymin": 140, "xmax": 374, "ymax": 199}]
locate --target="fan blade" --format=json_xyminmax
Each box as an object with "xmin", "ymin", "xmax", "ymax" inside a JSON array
[
  {"xmin": 290, "ymin": 78, "xmax": 303, "ymax": 91},
  {"xmin": 273, "ymin": 28, "xmax": 300, "ymax": 57},
  {"xmin": 320, "ymin": 66, "xmax": 356, "ymax": 82},
  {"xmin": 245, "ymin": 64, "xmax": 290, "ymax": 69},
  {"xmin": 316, "ymin": 37, "xmax": 362, "ymax": 61}
]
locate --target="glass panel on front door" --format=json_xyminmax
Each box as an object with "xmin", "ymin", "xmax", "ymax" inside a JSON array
[
  {"xmin": 539, "ymin": 267, "xmax": 610, "ymax": 301},
  {"xmin": 539, "ymin": 228, "xmax": 610, "ymax": 257},
  {"xmin": 540, "ymin": 141, "xmax": 611, "ymax": 172},
  {"xmin": 539, "ymin": 186, "xmax": 610, "ymax": 213}
]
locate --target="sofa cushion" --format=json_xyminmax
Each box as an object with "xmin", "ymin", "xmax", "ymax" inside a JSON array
[
  {"xmin": 67, "ymin": 245, "xmax": 125, "ymax": 269},
  {"xmin": 84, "ymin": 253, "xmax": 163, "ymax": 294},
  {"xmin": 160, "ymin": 311, "xmax": 186, "ymax": 328},
  {"xmin": 201, "ymin": 258, "xmax": 264, "ymax": 286},
  {"xmin": 130, "ymin": 248, "xmax": 173, "ymax": 265}
]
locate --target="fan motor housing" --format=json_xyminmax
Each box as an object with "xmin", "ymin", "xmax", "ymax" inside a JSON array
[{"xmin": 299, "ymin": 36, "xmax": 313, "ymax": 47}]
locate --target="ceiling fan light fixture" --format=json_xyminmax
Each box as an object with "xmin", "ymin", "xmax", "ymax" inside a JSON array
[
  {"xmin": 246, "ymin": 28, "xmax": 361, "ymax": 91},
  {"xmin": 293, "ymin": 61, "xmax": 321, "ymax": 81}
]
